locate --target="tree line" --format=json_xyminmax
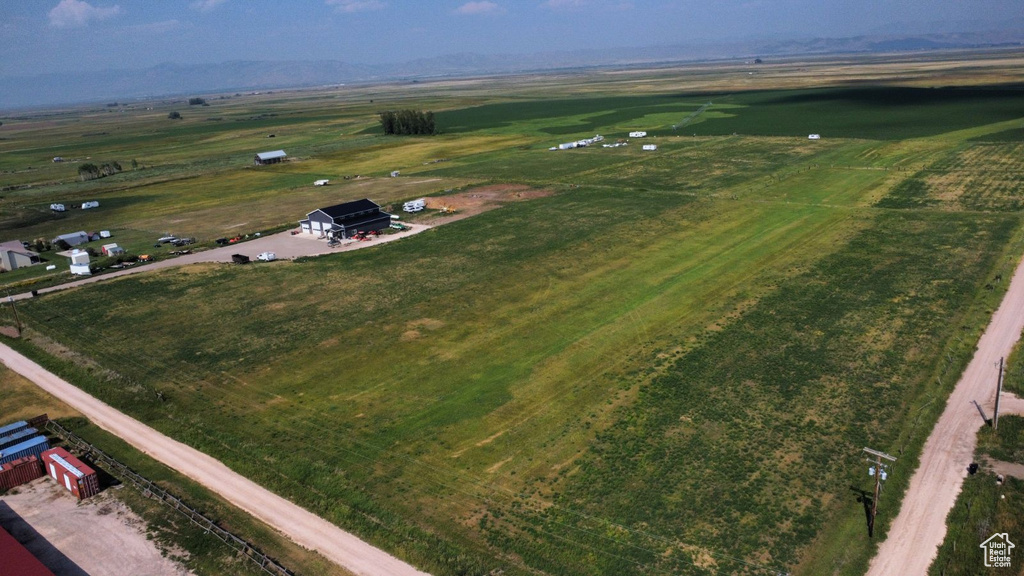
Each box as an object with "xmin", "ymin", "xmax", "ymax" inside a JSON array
[
  {"xmin": 78, "ymin": 161, "xmax": 122, "ymax": 181},
  {"xmin": 378, "ymin": 110, "xmax": 436, "ymax": 135}
]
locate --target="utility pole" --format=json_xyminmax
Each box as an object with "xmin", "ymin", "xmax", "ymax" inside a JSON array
[
  {"xmin": 863, "ymin": 447, "xmax": 897, "ymax": 537},
  {"xmin": 994, "ymin": 357, "xmax": 1004, "ymax": 431},
  {"xmin": 6, "ymin": 292, "xmax": 22, "ymax": 337}
]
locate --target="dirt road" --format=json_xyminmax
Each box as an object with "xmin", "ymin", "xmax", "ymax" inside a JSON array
[
  {"xmin": 0, "ymin": 342, "xmax": 430, "ymax": 576},
  {"xmin": 12, "ymin": 223, "xmax": 431, "ymax": 301},
  {"xmin": 866, "ymin": 261, "xmax": 1024, "ymax": 575}
]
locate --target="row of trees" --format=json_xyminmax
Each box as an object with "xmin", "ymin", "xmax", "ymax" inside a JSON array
[
  {"xmin": 78, "ymin": 161, "xmax": 122, "ymax": 181},
  {"xmin": 378, "ymin": 110, "xmax": 437, "ymax": 135}
]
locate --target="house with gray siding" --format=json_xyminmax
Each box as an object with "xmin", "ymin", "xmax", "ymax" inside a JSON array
[{"xmin": 299, "ymin": 199, "xmax": 393, "ymax": 239}]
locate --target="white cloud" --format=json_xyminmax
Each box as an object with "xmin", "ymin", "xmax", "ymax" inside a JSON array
[
  {"xmin": 455, "ymin": 1, "xmax": 504, "ymax": 15},
  {"xmin": 48, "ymin": 0, "xmax": 121, "ymax": 28},
  {"xmin": 326, "ymin": 0, "xmax": 385, "ymax": 12},
  {"xmin": 191, "ymin": 0, "xmax": 228, "ymax": 13}
]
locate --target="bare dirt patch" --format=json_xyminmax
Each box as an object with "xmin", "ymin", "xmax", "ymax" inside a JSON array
[
  {"xmin": 0, "ymin": 478, "xmax": 193, "ymax": 576},
  {"xmin": 420, "ymin": 184, "xmax": 554, "ymax": 224}
]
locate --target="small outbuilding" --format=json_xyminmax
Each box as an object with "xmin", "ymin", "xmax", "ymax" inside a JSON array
[
  {"xmin": 101, "ymin": 243, "xmax": 124, "ymax": 256},
  {"xmin": 299, "ymin": 199, "xmax": 393, "ymax": 239},
  {"xmin": 0, "ymin": 240, "xmax": 40, "ymax": 272},
  {"xmin": 254, "ymin": 150, "xmax": 287, "ymax": 166}
]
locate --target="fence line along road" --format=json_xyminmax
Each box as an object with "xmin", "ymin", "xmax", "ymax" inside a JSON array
[
  {"xmin": 0, "ymin": 341, "xmax": 431, "ymax": 576},
  {"xmin": 45, "ymin": 418, "xmax": 294, "ymax": 576}
]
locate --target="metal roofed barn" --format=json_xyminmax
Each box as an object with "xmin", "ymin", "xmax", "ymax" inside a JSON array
[{"xmin": 254, "ymin": 149, "xmax": 287, "ymax": 165}]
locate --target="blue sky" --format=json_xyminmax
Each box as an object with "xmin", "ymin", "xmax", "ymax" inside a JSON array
[{"xmin": 1, "ymin": 0, "xmax": 1021, "ymax": 76}]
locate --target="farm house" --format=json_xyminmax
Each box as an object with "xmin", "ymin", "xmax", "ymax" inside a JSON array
[
  {"xmin": 254, "ymin": 150, "xmax": 287, "ymax": 166},
  {"xmin": 299, "ymin": 199, "xmax": 393, "ymax": 239},
  {"xmin": 0, "ymin": 240, "xmax": 40, "ymax": 272}
]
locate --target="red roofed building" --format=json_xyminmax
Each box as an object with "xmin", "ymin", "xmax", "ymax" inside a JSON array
[{"xmin": 0, "ymin": 525, "xmax": 55, "ymax": 576}]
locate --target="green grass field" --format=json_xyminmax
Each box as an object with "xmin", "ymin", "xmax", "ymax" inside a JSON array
[{"xmin": 2, "ymin": 53, "xmax": 1024, "ymax": 575}]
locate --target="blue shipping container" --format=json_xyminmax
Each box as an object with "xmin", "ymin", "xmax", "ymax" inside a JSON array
[
  {"xmin": 0, "ymin": 421, "xmax": 29, "ymax": 439},
  {"xmin": 0, "ymin": 436, "xmax": 50, "ymax": 465},
  {"xmin": 0, "ymin": 428, "xmax": 38, "ymax": 451}
]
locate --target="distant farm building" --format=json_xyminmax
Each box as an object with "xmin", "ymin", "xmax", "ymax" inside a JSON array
[
  {"xmin": 299, "ymin": 199, "xmax": 393, "ymax": 239},
  {"xmin": 254, "ymin": 150, "xmax": 287, "ymax": 166},
  {"xmin": 808, "ymin": 134, "xmax": 821, "ymax": 140},
  {"xmin": 53, "ymin": 231, "xmax": 89, "ymax": 247},
  {"xmin": 0, "ymin": 241, "xmax": 40, "ymax": 272},
  {"xmin": 629, "ymin": 131, "xmax": 648, "ymax": 138}
]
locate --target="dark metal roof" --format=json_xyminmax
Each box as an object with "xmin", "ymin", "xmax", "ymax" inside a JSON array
[
  {"xmin": 316, "ymin": 199, "xmax": 381, "ymax": 219},
  {"xmin": 332, "ymin": 212, "xmax": 392, "ymax": 230}
]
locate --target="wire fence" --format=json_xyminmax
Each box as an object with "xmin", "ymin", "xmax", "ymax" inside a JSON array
[{"xmin": 44, "ymin": 418, "xmax": 295, "ymax": 576}]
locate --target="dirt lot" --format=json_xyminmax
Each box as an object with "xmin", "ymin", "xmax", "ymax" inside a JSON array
[
  {"xmin": 1, "ymin": 478, "xmax": 192, "ymax": 576},
  {"xmin": 419, "ymin": 184, "xmax": 553, "ymax": 224}
]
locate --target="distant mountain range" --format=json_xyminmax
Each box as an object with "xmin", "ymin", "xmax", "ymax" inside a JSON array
[{"xmin": 2, "ymin": 30, "xmax": 1023, "ymax": 110}]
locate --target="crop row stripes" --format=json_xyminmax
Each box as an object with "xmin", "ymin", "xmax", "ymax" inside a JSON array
[{"xmin": 44, "ymin": 419, "xmax": 296, "ymax": 576}]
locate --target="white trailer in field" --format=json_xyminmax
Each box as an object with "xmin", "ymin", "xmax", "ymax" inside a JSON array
[
  {"xmin": 403, "ymin": 199, "xmax": 426, "ymax": 212},
  {"xmin": 314, "ymin": 179, "xmax": 330, "ymax": 186},
  {"xmin": 642, "ymin": 144, "xmax": 658, "ymax": 151},
  {"xmin": 629, "ymin": 131, "xmax": 647, "ymax": 138}
]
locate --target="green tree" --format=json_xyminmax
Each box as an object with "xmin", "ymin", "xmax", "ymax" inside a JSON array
[
  {"xmin": 78, "ymin": 163, "xmax": 100, "ymax": 181},
  {"xmin": 168, "ymin": 111, "xmax": 182, "ymax": 120}
]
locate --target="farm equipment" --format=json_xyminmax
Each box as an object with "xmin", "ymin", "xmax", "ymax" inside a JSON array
[
  {"xmin": 138, "ymin": 255, "xmax": 153, "ymax": 262},
  {"xmin": 231, "ymin": 254, "xmax": 250, "ymax": 264},
  {"xmin": 439, "ymin": 205, "xmax": 457, "ymax": 214}
]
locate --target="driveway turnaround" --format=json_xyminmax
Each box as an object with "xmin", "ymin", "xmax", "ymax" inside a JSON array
[
  {"xmin": 12, "ymin": 224, "xmax": 431, "ymax": 301},
  {"xmin": 866, "ymin": 256, "xmax": 1024, "ymax": 576},
  {"xmin": 0, "ymin": 342, "xmax": 430, "ymax": 576}
]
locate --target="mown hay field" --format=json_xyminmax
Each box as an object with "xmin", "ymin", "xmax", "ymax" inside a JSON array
[{"xmin": 2, "ymin": 53, "xmax": 1024, "ymax": 575}]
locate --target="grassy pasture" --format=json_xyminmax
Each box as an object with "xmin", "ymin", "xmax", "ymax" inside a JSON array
[{"xmin": 3, "ymin": 54, "xmax": 1024, "ymax": 575}]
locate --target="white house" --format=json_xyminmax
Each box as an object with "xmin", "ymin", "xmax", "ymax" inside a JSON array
[
  {"xmin": 629, "ymin": 131, "xmax": 647, "ymax": 138},
  {"xmin": 68, "ymin": 249, "xmax": 91, "ymax": 275}
]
